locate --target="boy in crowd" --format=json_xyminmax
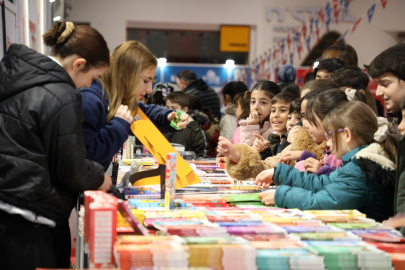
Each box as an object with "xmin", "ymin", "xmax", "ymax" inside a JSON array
[
  {"xmin": 164, "ymin": 91, "xmax": 207, "ymax": 157},
  {"xmin": 368, "ymin": 43, "xmax": 405, "ymax": 123},
  {"xmin": 314, "ymin": 58, "xmax": 346, "ymax": 80}
]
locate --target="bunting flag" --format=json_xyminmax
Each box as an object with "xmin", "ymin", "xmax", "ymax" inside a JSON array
[
  {"xmin": 309, "ymin": 17, "xmax": 314, "ymax": 36},
  {"xmin": 352, "ymin": 17, "xmax": 362, "ymax": 33},
  {"xmin": 324, "ymin": 2, "xmax": 332, "ymax": 33},
  {"xmin": 367, "ymin": 4, "xmax": 376, "ymax": 23},
  {"xmin": 305, "ymin": 36, "xmax": 311, "ymax": 52},
  {"xmin": 267, "ymin": 48, "xmax": 272, "ymax": 64},
  {"xmin": 318, "ymin": 7, "xmax": 324, "ymax": 23},
  {"xmin": 280, "ymin": 39, "xmax": 285, "ymax": 56},
  {"xmin": 344, "ymin": 0, "xmax": 354, "ymax": 15},
  {"xmin": 290, "ymin": 52, "xmax": 294, "ymax": 65},
  {"xmin": 286, "ymin": 34, "xmax": 291, "ymax": 51},
  {"xmin": 283, "ymin": 55, "xmax": 288, "ymax": 65},
  {"xmin": 314, "ymin": 18, "xmax": 320, "ymax": 43},
  {"xmin": 302, "ymin": 23, "xmax": 307, "ymax": 38},
  {"xmin": 333, "ymin": 0, "xmax": 339, "ymax": 24},
  {"xmin": 335, "ymin": 29, "xmax": 349, "ymax": 44},
  {"xmin": 381, "ymin": 0, "xmax": 388, "ymax": 9}
]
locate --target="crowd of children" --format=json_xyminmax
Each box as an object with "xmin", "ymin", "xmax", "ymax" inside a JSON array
[{"xmin": 2, "ymin": 20, "xmax": 405, "ymax": 269}]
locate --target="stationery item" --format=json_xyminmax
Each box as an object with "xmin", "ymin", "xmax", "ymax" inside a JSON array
[
  {"xmin": 165, "ymin": 153, "xmax": 177, "ymax": 210},
  {"xmin": 170, "ymin": 110, "xmax": 186, "ymax": 130}
]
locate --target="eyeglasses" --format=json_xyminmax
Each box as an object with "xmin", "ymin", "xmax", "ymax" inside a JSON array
[{"xmin": 325, "ymin": 129, "xmax": 344, "ymax": 141}]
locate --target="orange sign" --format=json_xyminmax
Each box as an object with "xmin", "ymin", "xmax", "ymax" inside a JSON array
[{"xmin": 220, "ymin": 25, "xmax": 250, "ymax": 52}]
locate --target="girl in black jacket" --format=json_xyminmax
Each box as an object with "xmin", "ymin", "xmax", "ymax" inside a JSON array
[{"xmin": 0, "ymin": 21, "xmax": 111, "ymax": 269}]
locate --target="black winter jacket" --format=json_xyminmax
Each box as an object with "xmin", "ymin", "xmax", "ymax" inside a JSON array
[
  {"xmin": 0, "ymin": 44, "xmax": 104, "ymax": 225},
  {"xmin": 184, "ymin": 79, "xmax": 221, "ymax": 119}
]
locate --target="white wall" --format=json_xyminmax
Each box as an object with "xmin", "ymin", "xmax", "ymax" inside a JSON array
[{"xmin": 67, "ymin": 0, "xmax": 405, "ymax": 67}]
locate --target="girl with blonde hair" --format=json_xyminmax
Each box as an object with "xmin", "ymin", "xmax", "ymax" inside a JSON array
[{"xmin": 81, "ymin": 40, "xmax": 187, "ymax": 171}]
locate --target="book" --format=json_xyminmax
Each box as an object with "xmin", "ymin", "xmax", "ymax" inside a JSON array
[
  {"xmin": 123, "ymin": 185, "xmax": 160, "ymax": 199},
  {"xmin": 165, "ymin": 153, "xmax": 177, "ymax": 210},
  {"xmin": 128, "ymin": 199, "xmax": 187, "ymax": 208}
]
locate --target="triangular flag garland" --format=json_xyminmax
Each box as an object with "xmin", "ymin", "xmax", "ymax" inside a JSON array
[{"xmin": 252, "ymin": 0, "xmax": 388, "ymax": 79}]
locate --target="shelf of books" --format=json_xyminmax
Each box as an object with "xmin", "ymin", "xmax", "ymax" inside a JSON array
[{"xmin": 76, "ymin": 157, "xmax": 405, "ymax": 270}]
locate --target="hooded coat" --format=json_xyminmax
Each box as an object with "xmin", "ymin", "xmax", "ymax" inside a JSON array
[
  {"xmin": 184, "ymin": 79, "xmax": 221, "ymax": 119},
  {"xmin": 274, "ymin": 144, "xmax": 395, "ymax": 222},
  {"xmin": 219, "ymin": 103, "xmax": 238, "ymax": 141},
  {"xmin": 0, "ymin": 44, "xmax": 104, "ymax": 225}
]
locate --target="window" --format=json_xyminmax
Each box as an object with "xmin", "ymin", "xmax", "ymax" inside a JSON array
[{"xmin": 127, "ymin": 28, "xmax": 248, "ymax": 64}]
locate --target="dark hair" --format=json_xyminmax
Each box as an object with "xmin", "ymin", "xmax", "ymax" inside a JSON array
[
  {"xmin": 233, "ymin": 92, "xmax": 251, "ymax": 120},
  {"xmin": 278, "ymin": 82, "xmax": 301, "ymax": 97},
  {"xmin": 187, "ymin": 94, "xmax": 203, "ymax": 111},
  {"xmin": 43, "ymin": 21, "xmax": 109, "ymax": 70},
  {"xmin": 322, "ymin": 43, "xmax": 358, "ymax": 67},
  {"xmin": 221, "ymin": 81, "xmax": 249, "ymax": 102},
  {"xmin": 329, "ymin": 67, "xmax": 369, "ymax": 90},
  {"xmin": 289, "ymin": 98, "xmax": 301, "ymax": 114},
  {"xmin": 368, "ymin": 43, "xmax": 405, "ymax": 81},
  {"xmin": 401, "ymin": 96, "xmax": 405, "ymax": 110},
  {"xmin": 329, "ymin": 66, "xmax": 369, "ymax": 104},
  {"xmin": 177, "ymin": 70, "xmax": 197, "ymax": 84},
  {"xmin": 314, "ymin": 58, "xmax": 346, "ymax": 77},
  {"xmin": 304, "ymin": 88, "xmax": 349, "ymax": 128},
  {"xmin": 304, "ymin": 72, "xmax": 315, "ymax": 83},
  {"xmin": 202, "ymin": 106, "xmax": 219, "ymax": 124},
  {"xmin": 302, "ymin": 79, "xmax": 340, "ymax": 93},
  {"xmin": 251, "ymin": 80, "xmax": 281, "ymax": 99},
  {"xmin": 166, "ymin": 91, "xmax": 189, "ymax": 109},
  {"xmin": 272, "ymin": 92, "xmax": 298, "ymax": 105}
]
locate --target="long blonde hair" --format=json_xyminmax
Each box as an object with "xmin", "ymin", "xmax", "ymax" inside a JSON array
[{"xmin": 102, "ymin": 40, "xmax": 157, "ymax": 122}]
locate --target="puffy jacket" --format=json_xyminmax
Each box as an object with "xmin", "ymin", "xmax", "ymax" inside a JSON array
[
  {"xmin": 239, "ymin": 120, "xmax": 274, "ymax": 146},
  {"xmin": 184, "ymin": 79, "xmax": 221, "ymax": 119},
  {"xmin": 164, "ymin": 120, "xmax": 207, "ymax": 157},
  {"xmin": 0, "ymin": 44, "xmax": 104, "ymax": 225},
  {"xmin": 219, "ymin": 103, "xmax": 238, "ymax": 141},
  {"xmin": 274, "ymin": 144, "xmax": 395, "ymax": 222},
  {"xmin": 81, "ymin": 79, "xmax": 177, "ymax": 171}
]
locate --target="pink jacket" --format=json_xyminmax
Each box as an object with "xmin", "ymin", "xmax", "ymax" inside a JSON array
[
  {"xmin": 239, "ymin": 120, "xmax": 274, "ymax": 146},
  {"xmin": 232, "ymin": 126, "xmax": 241, "ymax": 144}
]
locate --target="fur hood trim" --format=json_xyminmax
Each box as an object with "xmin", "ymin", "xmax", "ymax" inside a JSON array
[
  {"xmin": 204, "ymin": 123, "xmax": 219, "ymax": 139},
  {"xmin": 188, "ymin": 109, "xmax": 209, "ymax": 126},
  {"xmin": 355, "ymin": 143, "xmax": 395, "ymax": 171},
  {"xmin": 224, "ymin": 103, "xmax": 236, "ymax": 116}
]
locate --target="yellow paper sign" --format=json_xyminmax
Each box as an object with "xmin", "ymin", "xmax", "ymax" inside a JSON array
[
  {"xmin": 220, "ymin": 25, "xmax": 250, "ymax": 52},
  {"xmin": 130, "ymin": 109, "xmax": 201, "ymax": 188}
]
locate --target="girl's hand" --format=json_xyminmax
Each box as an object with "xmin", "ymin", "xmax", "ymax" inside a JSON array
[
  {"xmin": 167, "ymin": 111, "xmax": 189, "ymax": 130},
  {"xmin": 246, "ymin": 111, "xmax": 260, "ymax": 125},
  {"xmin": 304, "ymin": 158, "xmax": 322, "ymax": 173},
  {"xmin": 115, "ymin": 105, "xmax": 134, "ymax": 124},
  {"xmin": 279, "ymin": 151, "xmax": 303, "ymax": 165},
  {"xmin": 252, "ymin": 133, "xmax": 269, "ymax": 153},
  {"xmin": 383, "ymin": 213, "xmax": 405, "ymax": 228},
  {"xmin": 98, "ymin": 174, "xmax": 113, "ymax": 191},
  {"xmin": 258, "ymin": 189, "xmax": 276, "ymax": 205},
  {"xmin": 287, "ymin": 126, "xmax": 301, "ymax": 143},
  {"xmin": 216, "ymin": 154, "xmax": 226, "ymax": 164},
  {"xmin": 255, "ymin": 168, "xmax": 274, "ymax": 189},
  {"xmin": 217, "ymin": 136, "xmax": 241, "ymax": 164}
]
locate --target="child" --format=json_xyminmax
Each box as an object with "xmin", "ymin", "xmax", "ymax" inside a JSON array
[
  {"xmin": 253, "ymin": 92, "xmax": 297, "ymax": 159},
  {"xmin": 164, "ymin": 91, "xmax": 207, "ymax": 157},
  {"xmin": 368, "ymin": 43, "xmax": 405, "ymax": 123},
  {"xmin": 257, "ymin": 101, "xmax": 396, "ymax": 222},
  {"xmin": 287, "ymin": 98, "xmax": 302, "ymax": 131},
  {"xmin": 80, "ymin": 41, "xmax": 188, "ymax": 171},
  {"xmin": 0, "ymin": 22, "xmax": 111, "ymax": 269},
  {"xmin": 329, "ymin": 66, "xmax": 375, "ymax": 111},
  {"xmin": 220, "ymin": 81, "xmax": 248, "ymax": 141},
  {"xmin": 152, "ymin": 82, "xmax": 175, "ymax": 107},
  {"xmin": 314, "ymin": 58, "xmax": 346, "ymax": 80},
  {"xmin": 232, "ymin": 91, "xmax": 251, "ymax": 144},
  {"xmin": 219, "ymin": 88, "xmax": 349, "ymax": 180},
  {"xmin": 389, "ymin": 97, "xmax": 405, "ymax": 234},
  {"xmin": 188, "ymin": 94, "xmax": 219, "ymax": 158},
  {"xmin": 240, "ymin": 81, "xmax": 281, "ymax": 146}
]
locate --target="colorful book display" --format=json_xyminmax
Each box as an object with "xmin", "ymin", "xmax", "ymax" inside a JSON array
[{"xmin": 165, "ymin": 153, "xmax": 177, "ymax": 210}]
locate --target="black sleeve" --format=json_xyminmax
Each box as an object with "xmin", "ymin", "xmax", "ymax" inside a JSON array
[
  {"xmin": 279, "ymin": 139, "xmax": 291, "ymax": 153},
  {"xmin": 44, "ymin": 101, "xmax": 104, "ymax": 192}
]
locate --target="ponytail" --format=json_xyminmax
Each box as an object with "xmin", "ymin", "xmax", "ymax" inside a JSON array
[{"xmin": 43, "ymin": 21, "xmax": 109, "ymax": 70}]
